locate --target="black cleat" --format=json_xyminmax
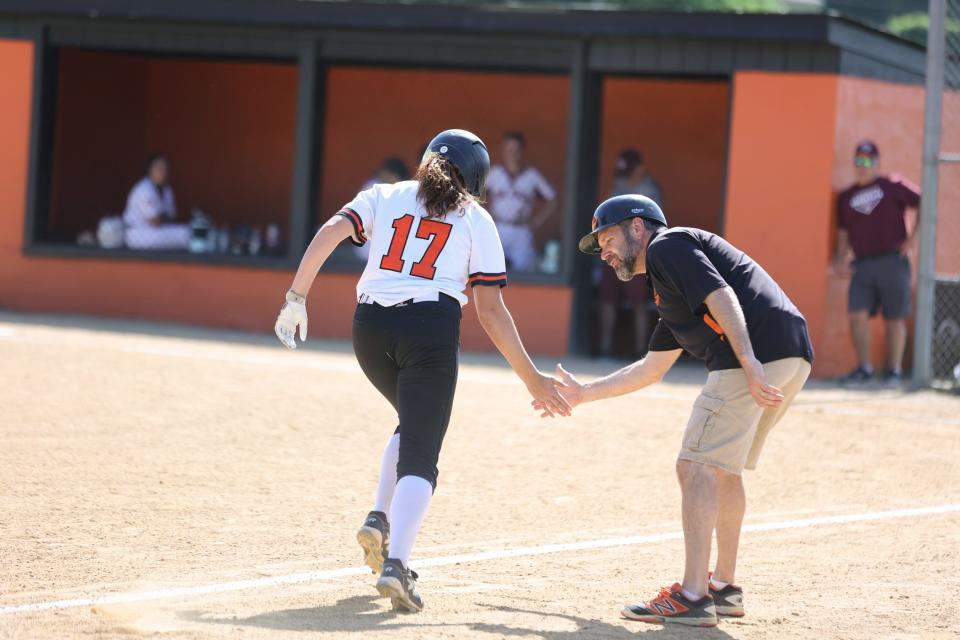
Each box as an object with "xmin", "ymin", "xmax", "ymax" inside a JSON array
[
  {"xmin": 357, "ymin": 511, "xmax": 389, "ymax": 574},
  {"xmin": 376, "ymin": 558, "xmax": 423, "ymax": 612}
]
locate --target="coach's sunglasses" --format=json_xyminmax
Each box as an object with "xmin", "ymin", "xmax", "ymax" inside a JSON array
[{"xmin": 854, "ymin": 156, "xmax": 876, "ymax": 168}]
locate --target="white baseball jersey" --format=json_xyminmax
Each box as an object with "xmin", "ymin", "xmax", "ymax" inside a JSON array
[
  {"xmin": 337, "ymin": 180, "xmax": 507, "ymax": 306},
  {"xmin": 485, "ymin": 164, "xmax": 556, "ymax": 225},
  {"xmin": 123, "ymin": 177, "xmax": 176, "ymax": 227}
]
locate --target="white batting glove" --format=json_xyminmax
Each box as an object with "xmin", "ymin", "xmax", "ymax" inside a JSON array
[{"xmin": 275, "ymin": 290, "xmax": 308, "ymax": 349}]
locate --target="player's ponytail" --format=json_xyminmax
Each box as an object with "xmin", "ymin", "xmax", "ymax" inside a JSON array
[{"xmin": 415, "ymin": 154, "xmax": 471, "ymax": 220}]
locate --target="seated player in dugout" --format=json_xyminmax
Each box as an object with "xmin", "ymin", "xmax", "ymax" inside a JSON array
[
  {"xmin": 535, "ymin": 195, "xmax": 813, "ymax": 627},
  {"xmin": 833, "ymin": 141, "xmax": 920, "ymax": 387},
  {"xmin": 273, "ymin": 129, "xmax": 571, "ymax": 613},
  {"xmin": 122, "ymin": 154, "xmax": 192, "ymax": 250},
  {"xmin": 485, "ymin": 131, "xmax": 558, "ymax": 272}
]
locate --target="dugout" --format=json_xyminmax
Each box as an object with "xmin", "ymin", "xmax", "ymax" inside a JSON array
[{"xmin": 0, "ymin": 1, "xmax": 930, "ymax": 377}]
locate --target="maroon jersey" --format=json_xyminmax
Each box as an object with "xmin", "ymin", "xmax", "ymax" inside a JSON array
[{"xmin": 837, "ymin": 175, "xmax": 920, "ymax": 259}]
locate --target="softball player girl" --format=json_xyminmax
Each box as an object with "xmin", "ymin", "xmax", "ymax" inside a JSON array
[{"xmin": 274, "ymin": 129, "xmax": 570, "ymax": 612}]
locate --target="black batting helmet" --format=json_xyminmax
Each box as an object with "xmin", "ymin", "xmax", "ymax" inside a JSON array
[
  {"xmin": 424, "ymin": 129, "xmax": 490, "ymax": 198},
  {"xmin": 578, "ymin": 194, "xmax": 667, "ymax": 254}
]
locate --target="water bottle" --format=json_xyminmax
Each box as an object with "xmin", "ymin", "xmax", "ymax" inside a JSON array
[
  {"xmin": 189, "ymin": 209, "xmax": 210, "ymax": 253},
  {"xmin": 218, "ymin": 225, "xmax": 230, "ymax": 253},
  {"xmin": 249, "ymin": 226, "xmax": 262, "ymax": 256}
]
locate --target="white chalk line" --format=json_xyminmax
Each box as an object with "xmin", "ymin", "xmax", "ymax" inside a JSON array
[{"xmin": 2, "ymin": 502, "xmax": 958, "ymax": 616}]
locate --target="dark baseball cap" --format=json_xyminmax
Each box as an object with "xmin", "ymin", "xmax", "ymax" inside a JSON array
[
  {"xmin": 615, "ymin": 149, "xmax": 644, "ymax": 177},
  {"xmin": 854, "ymin": 141, "xmax": 879, "ymax": 158}
]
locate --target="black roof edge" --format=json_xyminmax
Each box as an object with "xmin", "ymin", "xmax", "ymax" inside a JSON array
[{"xmin": 0, "ymin": 0, "xmax": 926, "ymax": 49}]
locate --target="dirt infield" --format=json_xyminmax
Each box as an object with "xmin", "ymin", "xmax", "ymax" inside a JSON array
[{"xmin": 1, "ymin": 313, "xmax": 958, "ymax": 639}]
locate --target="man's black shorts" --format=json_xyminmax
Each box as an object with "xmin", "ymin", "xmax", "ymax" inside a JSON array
[{"xmin": 848, "ymin": 253, "xmax": 912, "ymax": 320}]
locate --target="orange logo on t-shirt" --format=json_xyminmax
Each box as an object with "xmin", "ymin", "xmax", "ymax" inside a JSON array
[{"xmin": 704, "ymin": 312, "xmax": 725, "ymax": 341}]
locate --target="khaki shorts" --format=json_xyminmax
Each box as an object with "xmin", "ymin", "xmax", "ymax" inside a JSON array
[{"xmin": 678, "ymin": 357, "xmax": 811, "ymax": 475}]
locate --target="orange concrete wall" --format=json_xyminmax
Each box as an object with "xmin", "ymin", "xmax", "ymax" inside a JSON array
[
  {"xmin": 48, "ymin": 49, "xmax": 298, "ymax": 240},
  {"xmin": 319, "ymin": 66, "xmax": 570, "ymax": 249},
  {"xmin": 723, "ymin": 72, "xmax": 839, "ymax": 377},
  {"xmin": 937, "ymin": 89, "xmax": 960, "ymax": 276},
  {"xmin": 597, "ymin": 77, "xmax": 729, "ymax": 233},
  {"xmin": 0, "ymin": 39, "xmax": 33, "ymax": 260}
]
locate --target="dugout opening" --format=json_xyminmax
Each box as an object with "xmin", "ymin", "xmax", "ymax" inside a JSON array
[
  {"xmin": 316, "ymin": 64, "xmax": 572, "ymax": 282},
  {"xmin": 37, "ymin": 47, "xmax": 299, "ymax": 260}
]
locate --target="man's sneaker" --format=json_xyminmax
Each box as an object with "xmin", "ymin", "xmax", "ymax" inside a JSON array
[
  {"xmin": 709, "ymin": 580, "xmax": 745, "ymax": 617},
  {"xmin": 621, "ymin": 583, "xmax": 717, "ymax": 627},
  {"xmin": 357, "ymin": 511, "xmax": 389, "ymax": 574},
  {"xmin": 881, "ymin": 370, "xmax": 904, "ymax": 388},
  {"xmin": 842, "ymin": 366, "xmax": 874, "ymax": 386},
  {"xmin": 376, "ymin": 558, "xmax": 423, "ymax": 612}
]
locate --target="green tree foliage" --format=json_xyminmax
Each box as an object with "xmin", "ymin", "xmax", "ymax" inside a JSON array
[{"xmin": 886, "ymin": 11, "xmax": 960, "ymax": 45}]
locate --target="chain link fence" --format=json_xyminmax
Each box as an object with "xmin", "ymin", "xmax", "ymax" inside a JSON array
[{"xmin": 922, "ymin": 0, "xmax": 960, "ymax": 390}]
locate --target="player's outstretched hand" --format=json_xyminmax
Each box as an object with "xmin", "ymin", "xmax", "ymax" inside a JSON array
[
  {"xmin": 532, "ymin": 364, "xmax": 583, "ymax": 418},
  {"xmin": 744, "ymin": 356, "xmax": 784, "ymax": 408},
  {"xmin": 525, "ymin": 371, "xmax": 571, "ymax": 418},
  {"xmin": 275, "ymin": 292, "xmax": 308, "ymax": 349}
]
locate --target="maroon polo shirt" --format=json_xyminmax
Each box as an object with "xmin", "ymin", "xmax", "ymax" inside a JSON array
[{"xmin": 837, "ymin": 175, "xmax": 920, "ymax": 259}]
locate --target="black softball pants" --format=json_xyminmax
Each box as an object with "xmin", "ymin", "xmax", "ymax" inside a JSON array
[{"xmin": 352, "ymin": 294, "xmax": 461, "ymax": 490}]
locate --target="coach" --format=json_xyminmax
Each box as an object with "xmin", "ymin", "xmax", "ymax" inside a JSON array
[{"xmin": 546, "ymin": 195, "xmax": 813, "ymax": 627}]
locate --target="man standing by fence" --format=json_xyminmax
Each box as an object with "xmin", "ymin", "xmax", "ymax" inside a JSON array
[{"xmin": 834, "ymin": 141, "xmax": 921, "ymax": 386}]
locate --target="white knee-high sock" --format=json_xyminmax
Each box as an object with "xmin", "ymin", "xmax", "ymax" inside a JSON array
[
  {"xmin": 373, "ymin": 434, "xmax": 400, "ymax": 516},
  {"xmin": 387, "ymin": 475, "xmax": 433, "ymax": 567}
]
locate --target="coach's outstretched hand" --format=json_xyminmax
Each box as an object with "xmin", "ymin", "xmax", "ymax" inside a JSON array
[
  {"xmin": 532, "ymin": 364, "xmax": 582, "ymax": 418},
  {"xmin": 525, "ymin": 370, "xmax": 572, "ymax": 418},
  {"xmin": 275, "ymin": 290, "xmax": 308, "ymax": 349}
]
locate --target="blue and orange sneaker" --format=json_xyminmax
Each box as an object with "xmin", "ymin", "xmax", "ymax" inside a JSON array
[{"xmin": 621, "ymin": 583, "xmax": 718, "ymax": 627}]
